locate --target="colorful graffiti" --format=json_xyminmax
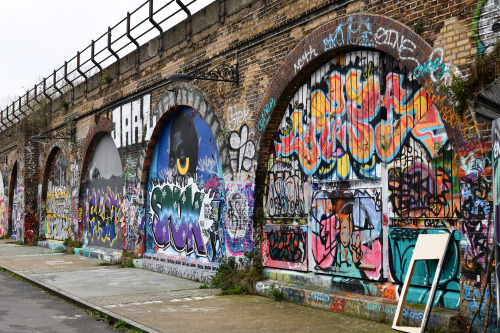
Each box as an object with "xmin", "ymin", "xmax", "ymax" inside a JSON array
[
  {"xmin": 88, "ymin": 187, "xmax": 122, "ymax": 247},
  {"xmin": 45, "ymin": 186, "xmax": 71, "ymax": 240},
  {"xmin": 310, "ymin": 189, "xmax": 382, "ymax": 279},
  {"xmin": 0, "ymin": 171, "xmax": 7, "ymax": 236},
  {"xmin": 84, "ymin": 134, "xmax": 124, "ymax": 249},
  {"xmin": 494, "ymin": 119, "xmax": 500, "ymax": 326},
  {"xmin": 44, "ymin": 150, "xmax": 73, "ymax": 240},
  {"xmin": 463, "ymin": 282, "xmax": 497, "ymax": 332},
  {"xmin": 147, "ymin": 107, "xmax": 226, "ymax": 265},
  {"xmin": 388, "ymin": 228, "xmax": 460, "ymax": 308},
  {"xmin": 263, "ymin": 225, "xmax": 307, "ymax": 271},
  {"xmin": 272, "ymin": 67, "xmax": 447, "ymax": 181},
  {"xmin": 388, "ymin": 152, "xmax": 461, "ymax": 219}
]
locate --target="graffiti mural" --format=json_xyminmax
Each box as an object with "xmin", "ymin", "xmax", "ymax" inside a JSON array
[
  {"xmin": 0, "ymin": 171, "xmax": 7, "ymax": 236},
  {"xmin": 388, "ymin": 228, "xmax": 460, "ymax": 309},
  {"xmin": 494, "ymin": 119, "xmax": 500, "ymax": 326},
  {"xmin": 271, "ymin": 54, "xmax": 448, "ymax": 182},
  {"xmin": 225, "ymin": 183, "xmax": 254, "ymax": 257},
  {"xmin": 474, "ymin": 0, "xmax": 500, "ymax": 55},
  {"xmin": 264, "ymin": 50, "xmax": 450, "ymax": 276},
  {"xmin": 310, "ymin": 189, "xmax": 382, "ymax": 279},
  {"xmin": 263, "ymin": 225, "xmax": 307, "ymax": 271},
  {"xmin": 83, "ymin": 134, "xmax": 124, "ymax": 249},
  {"xmin": 44, "ymin": 150, "xmax": 72, "ymax": 240},
  {"xmin": 388, "ymin": 144, "xmax": 461, "ymax": 219},
  {"xmin": 147, "ymin": 107, "xmax": 226, "ymax": 265},
  {"xmin": 12, "ymin": 186, "xmax": 24, "ymax": 241}
]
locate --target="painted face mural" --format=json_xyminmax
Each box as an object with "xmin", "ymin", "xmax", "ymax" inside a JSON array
[
  {"xmin": 147, "ymin": 107, "xmax": 226, "ymax": 264},
  {"xmin": 264, "ymin": 50, "xmax": 457, "ymax": 291},
  {"xmin": 83, "ymin": 134, "xmax": 124, "ymax": 249},
  {"xmin": 475, "ymin": 0, "xmax": 500, "ymax": 55}
]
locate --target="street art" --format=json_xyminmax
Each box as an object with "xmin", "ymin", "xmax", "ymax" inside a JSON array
[
  {"xmin": 493, "ymin": 119, "xmax": 500, "ymax": 326},
  {"xmin": 84, "ymin": 134, "xmax": 124, "ymax": 249},
  {"xmin": 474, "ymin": 0, "xmax": 500, "ymax": 55},
  {"xmin": 147, "ymin": 107, "xmax": 226, "ymax": 265},
  {"xmin": 293, "ymin": 44, "xmax": 318, "ymax": 74},
  {"xmin": 227, "ymin": 101, "xmax": 250, "ymax": 131},
  {"xmin": 457, "ymin": 142, "xmax": 494, "ymax": 274},
  {"xmin": 44, "ymin": 150, "xmax": 72, "ymax": 240},
  {"xmin": 265, "ymin": 168, "xmax": 309, "ymax": 218},
  {"xmin": 263, "ymin": 50, "xmax": 460, "ymax": 290},
  {"xmin": 0, "ymin": 172, "xmax": 6, "ymax": 236},
  {"xmin": 12, "ymin": 186, "xmax": 24, "ymax": 241},
  {"xmin": 229, "ymin": 124, "xmax": 256, "ymax": 173},
  {"xmin": 388, "ymin": 228, "xmax": 460, "ymax": 309},
  {"xmin": 88, "ymin": 187, "xmax": 122, "ymax": 247},
  {"xmin": 463, "ymin": 282, "xmax": 498, "ymax": 332},
  {"xmin": 45, "ymin": 186, "xmax": 71, "ymax": 240},
  {"xmin": 111, "ymin": 94, "xmax": 154, "ymax": 148},
  {"xmin": 262, "ymin": 225, "xmax": 308, "ymax": 271},
  {"xmin": 310, "ymin": 189, "xmax": 382, "ymax": 279},
  {"xmin": 388, "ymin": 151, "xmax": 461, "ymax": 219},
  {"xmin": 225, "ymin": 183, "xmax": 254, "ymax": 256},
  {"xmin": 321, "ymin": 15, "xmax": 462, "ymax": 87},
  {"xmin": 272, "ymin": 67, "xmax": 447, "ymax": 181},
  {"xmin": 24, "ymin": 212, "xmax": 37, "ymax": 244}
]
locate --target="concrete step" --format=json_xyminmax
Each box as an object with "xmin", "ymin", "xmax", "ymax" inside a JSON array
[{"xmin": 256, "ymin": 279, "xmax": 459, "ymax": 331}]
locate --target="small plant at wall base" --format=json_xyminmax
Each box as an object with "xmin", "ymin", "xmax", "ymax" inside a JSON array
[
  {"xmin": 0, "ymin": 231, "xmax": 12, "ymax": 239},
  {"xmin": 117, "ymin": 250, "xmax": 138, "ymax": 268},
  {"xmin": 100, "ymin": 70, "xmax": 112, "ymax": 85},
  {"xmin": 63, "ymin": 237, "xmax": 83, "ymax": 254},
  {"xmin": 211, "ymin": 256, "xmax": 264, "ymax": 294}
]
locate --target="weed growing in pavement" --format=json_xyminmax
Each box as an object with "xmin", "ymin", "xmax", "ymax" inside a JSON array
[
  {"xmin": 199, "ymin": 284, "xmax": 209, "ymax": 289},
  {"xmin": 98, "ymin": 261, "xmax": 113, "ymax": 266},
  {"xmin": 269, "ymin": 283, "xmax": 284, "ymax": 301},
  {"xmin": 115, "ymin": 320, "xmax": 128, "ymax": 329}
]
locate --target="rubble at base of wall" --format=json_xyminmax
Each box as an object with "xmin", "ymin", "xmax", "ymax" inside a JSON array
[
  {"xmin": 73, "ymin": 246, "xmax": 122, "ymax": 262},
  {"xmin": 37, "ymin": 240, "xmax": 65, "ymax": 252}
]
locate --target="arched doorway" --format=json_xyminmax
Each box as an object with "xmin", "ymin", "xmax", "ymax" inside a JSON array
[
  {"xmin": 81, "ymin": 133, "xmax": 124, "ymax": 249},
  {"xmin": 146, "ymin": 106, "xmax": 226, "ymax": 266},
  {"xmin": 8, "ymin": 162, "xmax": 19, "ymax": 240},
  {"xmin": 261, "ymin": 49, "xmax": 460, "ymax": 307},
  {"xmin": 42, "ymin": 148, "xmax": 72, "ymax": 240}
]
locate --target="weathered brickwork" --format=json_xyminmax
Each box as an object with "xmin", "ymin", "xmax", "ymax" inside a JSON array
[{"xmin": 0, "ymin": 0, "xmax": 498, "ymax": 330}]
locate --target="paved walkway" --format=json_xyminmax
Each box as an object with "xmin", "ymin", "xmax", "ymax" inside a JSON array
[{"xmin": 0, "ymin": 239, "xmax": 392, "ymax": 332}]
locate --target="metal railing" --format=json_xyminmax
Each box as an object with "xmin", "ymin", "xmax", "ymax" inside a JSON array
[{"xmin": 0, "ymin": 0, "xmax": 217, "ymax": 132}]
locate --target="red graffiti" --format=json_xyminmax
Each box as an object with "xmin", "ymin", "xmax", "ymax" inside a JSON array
[{"xmin": 330, "ymin": 297, "xmax": 345, "ymax": 312}]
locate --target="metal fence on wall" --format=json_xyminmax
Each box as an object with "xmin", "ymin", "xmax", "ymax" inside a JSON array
[{"xmin": 0, "ymin": 0, "xmax": 220, "ymax": 132}]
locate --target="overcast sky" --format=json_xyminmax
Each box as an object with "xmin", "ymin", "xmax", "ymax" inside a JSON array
[{"xmin": 0, "ymin": 0, "xmax": 213, "ymax": 108}]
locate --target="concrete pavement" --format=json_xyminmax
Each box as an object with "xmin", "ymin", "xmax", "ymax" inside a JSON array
[{"xmin": 0, "ymin": 239, "xmax": 393, "ymax": 332}]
